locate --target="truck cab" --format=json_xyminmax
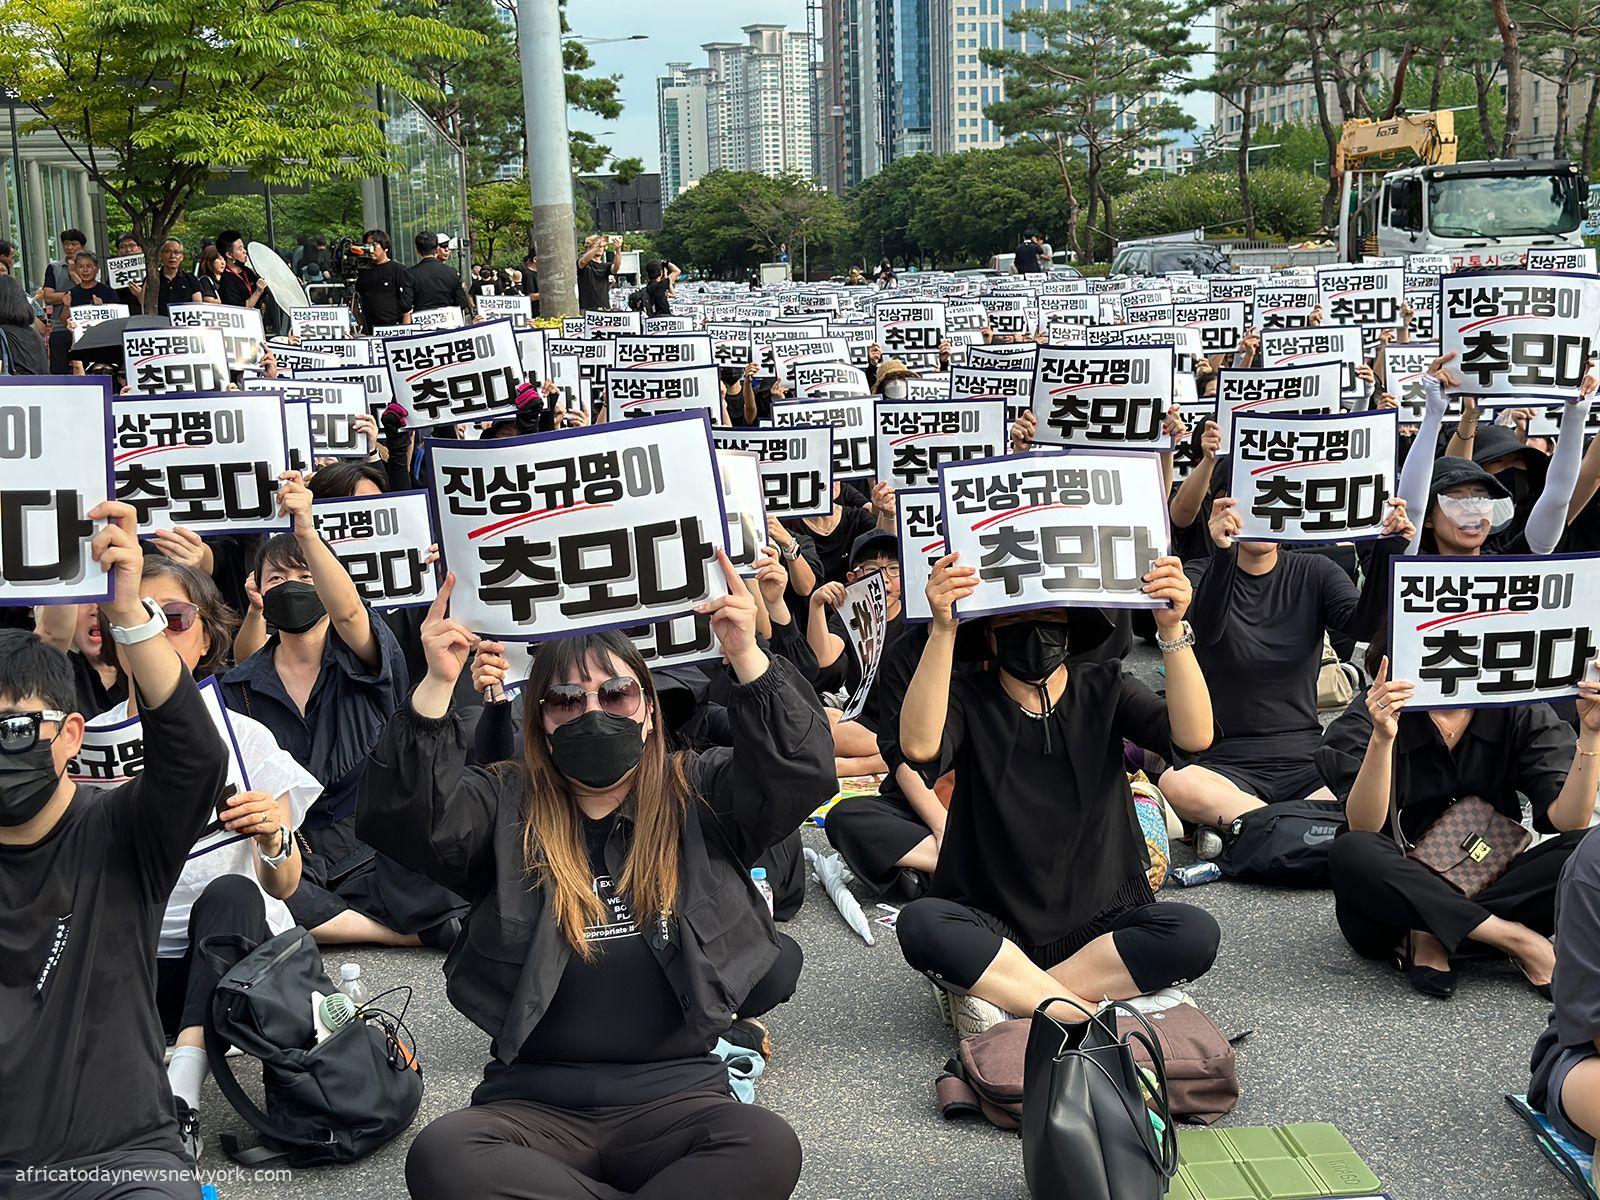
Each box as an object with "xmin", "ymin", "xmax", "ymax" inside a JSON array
[{"xmin": 1363, "ymin": 159, "xmax": 1587, "ymax": 268}]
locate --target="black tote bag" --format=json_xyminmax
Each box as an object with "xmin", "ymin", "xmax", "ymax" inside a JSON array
[{"xmin": 1022, "ymin": 997, "xmax": 1179, "ymax": 1200}]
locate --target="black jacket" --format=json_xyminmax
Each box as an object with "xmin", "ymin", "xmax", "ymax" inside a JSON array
[
  {"xmin": 357, "ymin": 656, "xmax": 832, "ymax": 1064},
  {"xmin": 410, "ymin": 257, "xmax": 473, "ymax": 317}
]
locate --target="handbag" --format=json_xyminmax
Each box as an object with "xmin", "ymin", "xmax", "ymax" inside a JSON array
[
  {"xmin": 1403, "ymin": 795, "xmax": 1530, "ymax": 898},
  {"xmin": 1218, "ymin": 799, "xmax": 1347, "ymax": 888},
  {"xmin": 1021, "ymin": 998, "xmax": 1179, "ymax": 1200}
]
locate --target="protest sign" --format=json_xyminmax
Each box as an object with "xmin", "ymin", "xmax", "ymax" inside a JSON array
[
  {"xmin": 243, "ymin": 377, "xmax": 367, "ymax": 458},
  {"xmin": 1076, "ymin": 324, "xmax": 1203, "ymax": 375},
  {"xmin": 169, "ymin": 302, "xmax": 267, "ymax": 370},
  {"xmin": 428, "ymin": 412, "xmax": 728, "ymax": 638},
  {"xmin": 769, "ymin": 336, "xmax": 852, "ymax": 385},
  {"xmin": 1316, "ymin": 264, "xmax": 1404, "ymax": 328},
  {"xmin": 711, "ymin": 426, "xmax": 834, "ymax": 517},
  {"xmin": 707, "ymin": 322, "xmax": 755, "ymax": 367},
  {"xmin": 1030, "ymin": 345, "xmax": 1174, "ymax": 451},
  {"xmin": 289, "ymin": 307, "xmax": 353, "ymax": 341},
  {"xmin": 950, "ymin": 363, "xmax": 1035, "ymax": 425},
  {"xmin": 477, "ymin": 295, "xmax": 532, "ymax": 328},
  {"xmin": 69, "ymin": 677, "xmax": 249, "ymax": 794},
  {"xmin": 1229, "ymin": 409, "xmax": 1398, "ymax": 542},
  {"xmin": 1038, "ymin": 293, "xmax": 1098, "ymax": 332},
  {"xmin": 1526, "ymin": 248, "xmax": 1599, "ymax": 273},
  {"xmin": 939, "ymin": 449, "xmax": 1168, "ymax": 619},
  {"xmin": 124, "ymin": 327, "xmax": 229, "ymax": 394},
  {"xmin": 300, "ymin": 338, "xmax": 380, "ymax": 367},
  {"xmin": 716, "ymin": 449, "xmax": 767, "ymax": 577},
  {"xmin": 515, "ymin": 327, "xmax": 548, "ymax": 382},
  {"xmin": 605, "ymin": 363, "xmax": 722, "ymax": 421},
  {"xmin": 614, "ymin": 333, "xmax": 715, "ymax": 369},
  {"xmin": 0, "ymin": 377, "xmax": 114, "ymax": 605},
  {"xmin": 875, "ymin": 398, "xmax": 1007, "ymax": 489},
  {"xmin": 282, "ymin": 398, "xmax": 314, "ymax": 475},
  {"xmin": 312, "ymin": 490, "xmax": 438, "ymax": 609},
  {"xmin": 1390, "ymin": 554, "xmax": 1600, "ymax": 709},
  {"xmin": 300, "ymin": 366, "xmax": 393, "ymax": 425},
  {"xmin": 982, "ymin": 296, "xmax": 1033, "ymax": 337},
  {"xmin": 1380, "ymin": 343, "xmax": 1447, "ymax": 423},
  {"xmin": 773, "ymin": 395, "xmax": 875, "ymax": 479},
  {"xmin": 270, "ymin": 344, "xmax": 341, "ymax": 375},
  {"xmin": 410, "ymin": 306, "xmax": 465, "ymax": 330},
  {"xmin": 1170, "ymin": 400, "xmax": 1218, "ymax": 485},
  {"xmin": 548, "ymin": 338, "xmax": 613, "ymax": 415},
  {"xmin": 70, "ymin": 303, "xmax": 129, "ymax": 343},
  {"xmin": 584, "ymin": 310, "xmax": 643, "ymax": 339},
  {"xmin": 1215, "ymin": 361, "xmax": 1344, "ymax": 445},
  {"xmin": 385, "ymin": 319, "xmax": 521, "ymax": 429},
  {"xmin": 1440, "ymin": 270, "xmax": 1600, "ymax": 398},
  {"xmin": 791, "ymin": 359, "xmax": 870, "ymax": 397},
  {"xmin": 1405, "ymin": 289, "xmax": 1438, "ymax": 340},
  {"xmin": 645, "ymin": 316, "xmax": 696, "ymax": 333},
  {"xmin": 1258, "ymin": 325, "xmax": 1365, "ymax": 402},
  {"xmin": 838, "ymin": 569, "xmax": 890, "ymax": 721},
  {"xmin": 875, "ymin": 301, "xmax": 946, "ymax": 369},
  {"xmin": 560, "ymin": 317, "xmax": 586, "ymax": 339},
  {"xmin": 966, "ymin": 342, "xmax": 1039, "ymax": 371},
  {"xmin": 1506, "ymin": 397, "xmax": 1600, "ymax": 439},
  {"xmin": 1254, "ymin": 287, "xmax": 1319, "ymax": 330},
  {"xmin": 1407, "ymin": 253, "xmax": 1453, "ymax": 274},
  {"xmin": 828, "ymin": 321, "xmax": 877, "ymax": 367},
  {"xmin": 112, "ymin": 392, "xmax": 290, "ymax": 534},
  {"xmin": 104, "ymin": 253, "xmax": 147, "ymax": 292},
  {"xmin": 896, "ymin": 487, "xmax": 945, "ymax": 624},
  {"xmin": 1125, "ymin": 302, "xmax": 1175, "ymax": 326}
]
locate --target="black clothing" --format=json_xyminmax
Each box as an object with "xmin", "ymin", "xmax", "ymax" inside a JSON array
[
  {"xmin": 1194, "ymin": 737, "xmax": 1326, "ymax": 805},
  {"xmin": 0, "ymin": 675, "xmax": 227, "ymax": 1175},
  {"xmin": 354, "ymin": 259, "xmax": 413, "ymax": 330},
  {"xmin": 0, "ymin": 323, "xmax": 48, "ymax": 375},
  {"xmin": 155, "ymin": 874, "xmax": 271, "ymax": 1035},
  {"xmin": 647, "ymin": 277, "xmax": 673, "ymax": 317},
  {"xmin": 217, "ymin": 263, "xmax": 258, "ymax": 307},
  {"xmin": 197, "ymin": 274, "xmax": 222, "ymax": 303},
  {"xmin": 156, "ymin": 269, "xmax": 203, "ymax": 317},
  {"xmin": 912, "ymin": 661, "xmax": 1178, "ymax": 947},
  {"xmin": 1316, "ymin": 699, "xmax": 1576, "ymax": 844},
  {"xmin": 69, "ymin": 281, "xmax": 118, "ymax": 309},
  {"xmin": 1530, "ymin": 828, "xmax": 1600, "ymax": 1129},
  {"xmin": 410, "ymin": 256, "xmax": 473, "ymax": 316},
  {"xmin": 1014, "ymin": 241, "xmax": 1044, "ymax": 274},
  {"xmin": 521, "ymin": 270, "xmax": 541, "ymax": 317},
  {"xmin": 68, "ymin": 649, "xmax": 127, "ymax": 719},
  {"xmin": 1331, "ymin": 828, "xmax": 1582, "ymax": 956},
  {"xmin": 357, "ymin": 656, "xmax": 833, "ymax": 1069},
  {"xmin": 404, "ymin": 1090, "xmax": 802, "ymax": 1200},
  {"xmin": 898, "ymin": 895, "xmax": 1220, "ymax": 994},
  {"xmin": 578, "ymin": 255, "xmax": 618, "ymax": 312},
  {"xmin": 792, "ymin": 505, "xmax": 876, "ymax": 586}
]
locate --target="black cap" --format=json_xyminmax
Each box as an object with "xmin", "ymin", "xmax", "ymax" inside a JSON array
[
  {"xmin": 1471, "ymin": 422, "xmax": 1543, "ymax": 465},
  {"xmin": 849, "ymin": 529, "xmax": 898, "ymax": 568},
  {"xmin": 1429, "ymin": 455, "xmax": 1511, "ymax": 503}
]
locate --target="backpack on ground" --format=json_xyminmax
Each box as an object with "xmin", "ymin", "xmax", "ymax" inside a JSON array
[
  {"xmin": 935, "ymin": 998, "xmax": 1240, "ymax": 1130},
  {"xmin": 199, "ymin": 927, "xmax": 423, "ymax": 1166},
  {"xmin": 1217, "ymin": 798, "xmax": 1347, "ymax": 887}
]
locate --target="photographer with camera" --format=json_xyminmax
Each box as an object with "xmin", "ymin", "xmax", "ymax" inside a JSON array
[
  {"xmin": 412, "ymin": 231, "xmax": 474, "ymax": 321},
  {"xmin": 351, "ymin": 229, "xmax": 413, "ymax": 333},
  {"xmin": 577, "ymin": 233, "xmax": 622, "ymax": 312}
]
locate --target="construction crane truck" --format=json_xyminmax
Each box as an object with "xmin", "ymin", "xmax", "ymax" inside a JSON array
[{"xmin": 1335, "ymin": 109, "xmax": 1588, "ymax": 267}]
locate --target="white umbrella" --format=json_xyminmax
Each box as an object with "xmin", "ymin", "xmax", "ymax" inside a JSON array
[{"xmin": 804, "ymin": 847, "xmax": 874, "ymax": 946}]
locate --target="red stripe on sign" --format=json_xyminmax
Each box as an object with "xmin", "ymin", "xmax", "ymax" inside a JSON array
[
  {"xmin": 970, "ymin": 501, "xmax": 1082, "ymax": 532},
  {"xmin": 1249, "ymin": 458, "xmax": 1340, "ymax": 477},
  {"xmin": 113, "ymin": 445, "xmax": 176, "ymax": 465},
  {"xmin": 919, "ymin": 539, "xmax": 946, "ymax": 553},
  {"xmin": 1457, "ymin": 313, "xmax": 1535, "ymax": 334},
  {"xmin": 1414, "ymin": 607, "xmax": 1512, "ymax": 632},
  {"xmin": 467, "ymin": 501, "xmax": 612, "ymax": 541}
]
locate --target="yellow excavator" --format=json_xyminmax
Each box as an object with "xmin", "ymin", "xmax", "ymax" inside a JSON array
[{"xmin": 1332, "ymin": 108, "xmax": 1586, "ymax": 265}]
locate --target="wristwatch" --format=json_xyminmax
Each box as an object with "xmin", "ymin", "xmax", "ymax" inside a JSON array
[
  {"xmin": 780, "ymin": 541, "xmax": 801, "ymax": 561},
  {"xmin": 257, "ymin": 825, "xmax": 293, "ymax": 868},
  {"xmin": 1155, "ymin": 620, "xmax": 1196, "ymax": 655},
  {"xmin": 107, "ymin": 596, "xmax": 167, "ymax": 645}
]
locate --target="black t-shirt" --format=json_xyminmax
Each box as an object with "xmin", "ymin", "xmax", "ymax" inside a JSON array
[
  {"xmin": 0, "ymin": 322, "xmax": 48, "ymax": 375},
  {"xmin": 646, "ymin": 277, "xmax": 672, "ymax": 316},
  {"xmin": 1531, "ymin": 828, "xmax": 1600, "ymax": 1113},
  {"xmin": 793, "ymin": 505, "xmax": 876, "ymax": 586},
  {"xmin": 156, "ymin": 269, "xmax": 202, "ymax": 316},
  {"xmin": 69, "ymin": 649, "xmax": 127, "ymax": 720},
  {"xmin": 217, "ymin": 263, "xmax": 258, "ymax": 307},
  {"xmin": 198, "ymin": 274, "xmax": 222, "ymax": 302},
  {"xmin": 1014, "ymin": 241, "xmax": 1043, "ymax": 273},
  {"xmin": 520, "ymin": 270, "xmax": 540, "ymax": 317},
  {"xmin": 480, "ymin": 812, "xmax": 725, "ymax": 1107},
  {"xmin": 0, "ymin": 676, "xmax": 228, "ymax": 1170},
  {"xmin": 69, "ymin": 281, "xmax": 119, "ymax": 309},
  {"xmin": 354, "ymin": 260, "xmax": 411, "ymax": 330},
  {"xmin": 577, "ymin": 257, "xmax": 616, "ymax": 311},
  {"xmin": 918, "ymin": 662, "xmax": 1171, "ymax": 946}
]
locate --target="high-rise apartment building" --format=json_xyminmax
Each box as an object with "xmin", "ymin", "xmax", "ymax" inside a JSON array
[{"xmin": 657, "ymin": 63, "xmax": 716, "ymax": 204}]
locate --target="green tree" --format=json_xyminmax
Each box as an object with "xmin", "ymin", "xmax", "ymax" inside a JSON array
[
  {"xmin": 1521, "ymin": 0, "xmax": 1600, "ymax": 159},
  {"xmin": 467, "ymin": 178, "xmax": 534, "ymax": 265},
  {"xmin": 739, "ymin": 176, "xmax": 851, "ymax": 280},
  {"xmin": 0, "ymin": 0, "xmax": 477, "ymax": 311},
  {"xmin": 401, "ymin": 0, "xmax": 524, "ymax": 184},
  {"xmin": 981, "ymin": 0, "xmax": 1202, "ymax": 262},
  {"xmin": 846, "ymin": 154, "xmax": 933, "ymax": 267},
  {"xmin": 656, "ymin": 172, "xmax": 781, "ymax": 278}
]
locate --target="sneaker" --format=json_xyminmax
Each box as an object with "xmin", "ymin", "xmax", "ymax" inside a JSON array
[
  {"xmin": 929, "ymin": 980, "xmax": 955, "ymax": 1029},
  {"xmin": 419, "ymin": 916, "xmax": 463, "ymax": 952},
  {"xmin": 1194, "ymin": 827, "xmax": 1224, "ymax": 861},
  {"xmin": 1122, "ymin": 987, "xmax": 1196, "ymax": 1015},
  {"xmin": 174, "ymin": 1097, "xmax": 202, "ymax": 1164},
  {"xmin": 951, "ymin": 992, "xmax": 1013, "ymax": 1039}
]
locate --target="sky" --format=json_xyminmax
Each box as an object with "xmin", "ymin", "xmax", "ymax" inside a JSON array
[{"xmin": 571, "ymin": 0, "xmax": 1217, "ymax": 170}]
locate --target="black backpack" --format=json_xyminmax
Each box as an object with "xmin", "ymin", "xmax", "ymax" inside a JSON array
[
  {"xmin": 1217, "ymin": 799, "xmax": 1347, "ymax": 887},
  {"xmin": 199, "ymin": 928, "xmax": 423, "ymax": 1166},
  {"xmin": 627, "ymin": 286, "xmax": 648, "ymax": 312}
]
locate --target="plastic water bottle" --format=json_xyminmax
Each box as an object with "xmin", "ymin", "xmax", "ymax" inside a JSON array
[
  {"xmin": 338, "ymin": 962, "xmax": 367, "ymax": 1006},
  {"xmin": 751, "ymin": 867, "xmax": 774, "ymax": 917}
]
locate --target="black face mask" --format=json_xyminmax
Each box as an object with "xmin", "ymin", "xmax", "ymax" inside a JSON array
[
  {"xmin": 0, "ymin": 742, "xmax": 64, "ymax": 827},
  {"xmin": 1499, "ymin": 466, "xmax": 1532, "ymax": 508},
  {"xmin": 549, "ymin": 711, "xmax": 645, "ymax": 789},
  {"xmin": 263, "ymin": 581, "xmax": 327, "ymax": 635},
  {"xmin": 992, "ymin": 620, "xmax": 1069, "ymax": 685}
]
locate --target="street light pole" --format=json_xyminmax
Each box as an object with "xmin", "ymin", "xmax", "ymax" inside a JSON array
[{"xmin": 519, "ymin": 0, "xmax": 578, "ymax": 318}]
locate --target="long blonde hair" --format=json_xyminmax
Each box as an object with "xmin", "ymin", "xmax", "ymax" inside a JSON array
[{"xmin": 518, "ymin": 632, "xmax": 692, "ymax": 960}]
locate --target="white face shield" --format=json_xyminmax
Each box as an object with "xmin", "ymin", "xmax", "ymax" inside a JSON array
[
  {"xmin": 1435, "ymin": 492, "xmax": 1516, "ymax": 534},
  {"xmin": 882, "ymin": 377, "xmax": 909, "ymax": 401}
]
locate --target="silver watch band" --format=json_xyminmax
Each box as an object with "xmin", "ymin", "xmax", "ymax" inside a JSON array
[{"xmin": 1156, "ymin": 620, "xmax": 1195, "ymax": 654}]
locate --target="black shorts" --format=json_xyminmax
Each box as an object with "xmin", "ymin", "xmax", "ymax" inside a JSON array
[{"xmin": 1193, "ymin": 733, "xmax": 1324, "ymax": 806}]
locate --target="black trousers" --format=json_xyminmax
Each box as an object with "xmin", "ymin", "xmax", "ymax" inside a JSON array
[
  {"xmin": 405, "ymin": 1091, "xmax": 802, "ymax": 1200},
  {"xmin": 1329, "ymin": 829, "xmax": 1585, "ymax": 959},
  {"xmin": 286, "ymin": 814, "xmax": 467, "ymax": 936},
  {"xmin": 825, "ymin": 792, "xmax": 929, "ymax": 896},
  {"xmin": 155, "ymin": 874, "xmax": 271, "ymax": 1036},
  {"xmin": 739, "ymin": 932, "xmax": 802, "ymax": 1020},
  {"xmin": 896, "ymin": 896, "xmax": 1221, "ymax": 995}
]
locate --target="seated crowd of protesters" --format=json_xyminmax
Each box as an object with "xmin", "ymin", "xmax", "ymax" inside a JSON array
[{"xmin": 10, "ymin": 257, "xmax": 1600, "ymax": 1200}]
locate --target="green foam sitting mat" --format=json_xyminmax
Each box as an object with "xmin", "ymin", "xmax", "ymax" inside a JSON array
[{"xmin": 1166, "ymin": 1124, "xmax": 1385, "ymax": 1200}]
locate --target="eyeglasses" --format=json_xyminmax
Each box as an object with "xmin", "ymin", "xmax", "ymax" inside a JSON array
[
  {"xmin": 159, "ymin": 601, "xmax": 200, "ymax": 633},
  {"xmin": 539, "ymin": 677, "xmax": 643, "ymax": 726},
  {"xmin": 0, "ymin": 711, "xmax": 66, "ymax": 755}
]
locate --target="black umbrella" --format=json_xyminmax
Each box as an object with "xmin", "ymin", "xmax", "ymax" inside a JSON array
[{"xmin": 68, "ymin": 314, "xmax": 172, "ymax": 364}]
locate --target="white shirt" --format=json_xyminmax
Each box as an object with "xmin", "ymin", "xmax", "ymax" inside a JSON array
[{"xmin": 88, "ymin": 701, "xmax": 320, "ymax": 956}]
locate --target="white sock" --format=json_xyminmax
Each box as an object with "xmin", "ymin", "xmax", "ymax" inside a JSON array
[{"xmin": 167, "ymin": 1044, "xmax": 209, "ymax": 1110}]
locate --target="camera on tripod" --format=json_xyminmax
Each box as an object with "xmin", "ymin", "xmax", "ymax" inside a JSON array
[{"xmin": 331, "ymin": 237, "xmax": 379, "ymax": 285}]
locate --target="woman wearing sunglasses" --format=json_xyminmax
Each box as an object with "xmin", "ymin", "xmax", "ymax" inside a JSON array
[
  {"xmin": 358, "ymin": 551, "xmax": 833, "ymax": 1200},
  {"xmin": 81, "ymin": 556, "xmax": 320, "ymax": 1161}
]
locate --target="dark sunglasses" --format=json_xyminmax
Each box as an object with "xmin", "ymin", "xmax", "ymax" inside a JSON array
[
  {"xmin": 0, "ymin": 710, "xmax": 66, "ymax": 755},
  {"xmin": 539, "ymin": 677, "xmax": 643, "ymax": 726},
  {"xmin": 98, "ymin": 601, "xmax": 199, "ymax": 646}
]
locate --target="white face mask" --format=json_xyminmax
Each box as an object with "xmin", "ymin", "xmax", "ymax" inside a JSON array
[
  {"xmin": 1436, "ymin": 493, "xmax": 1515, "ymax": 533},
  {"xmin": 882, "ymin": 378, "xmax": 909, "ymax": 401}
]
